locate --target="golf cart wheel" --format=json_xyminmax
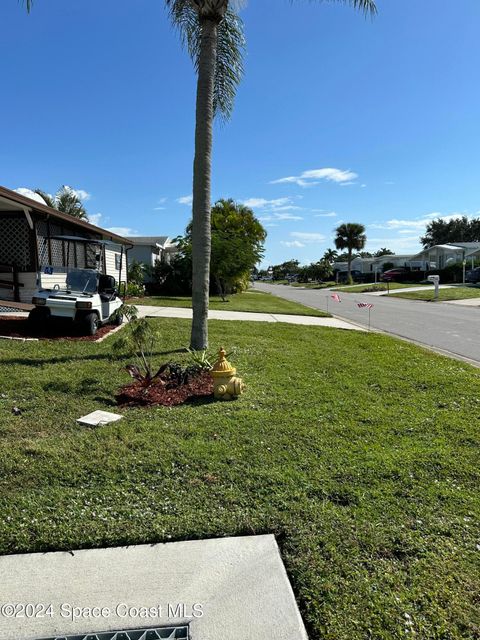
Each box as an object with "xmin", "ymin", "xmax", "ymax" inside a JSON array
[
  {"xmin": 28, "ymin": 307, "xmax": 48, "ymax": 330},
  {"xmin": 113, "ymin": 312, "xmax": 123, "ymax": 326},
  {"xmin": 83, "ymin": 312, "xmax": 99, "ymax": 336}
]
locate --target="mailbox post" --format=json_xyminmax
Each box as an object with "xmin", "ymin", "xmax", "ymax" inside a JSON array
[{"xmin": 428, "ymin": 275, "xmax": 440, "ymax": 301}]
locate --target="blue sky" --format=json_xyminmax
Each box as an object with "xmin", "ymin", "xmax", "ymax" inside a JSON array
[{"xmin": 2, "ymin": 0, "xmax": 480, "ymax": 267}]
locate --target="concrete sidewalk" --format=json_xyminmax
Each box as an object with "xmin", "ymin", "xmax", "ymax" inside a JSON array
[
  {"xmin": 365, "ymin": 285, "xmax": 454, "ymax": 296},
  {"xmin": 443, "ymin": 297, "xmax": 480, "ymax": 306},
  {"xmin": 136, "ymin": 305, "xmax": 364, "ymax": 330}
]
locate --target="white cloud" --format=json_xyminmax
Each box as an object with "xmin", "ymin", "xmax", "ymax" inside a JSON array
[
  {"xmin": 291, "ymin": 232, "xmax": 326, "ymax": 243},
  {"xmin": 271, "ymin": 167, "xmax": 359, "ymax": 188},
  {"xmin": 243, "ymin": 197, "xmax": 290, "ymax": 208},
  {"xmin": 242, "ymin": 197, "xmax": 302, "ymax": 212},
  {"xmin": 89, "ymin": 213, "xmax": 102, "ymax": 226},
  {"xmin": 259, "ymin": 212, "xmax": 303, "ymax": 222},
  {"xmin": 281, "ymin": 240, "xmax": 305, "ymax": 248},
  {"xmin": 243, "ymin": 196, "xmax": 303, "ymax": 222},
  {"xmin": 15, "ymin": 186, "xmax": 91, "ymax": 204},
  {"xmin": 177, "ymin": 195, "xmax": 193, "ymax": 206},
  {"xmin": 154, "ymin": 207, "xmax": 166, "ymax": 211},
  {"xmin": 14, "ymin": 188, "xmax": 50, "ymax": 205},
  {"xmin": 107, "ymin": 226, "xmax": 138, "ymax": 236},
  {"xmin": 314, "ymin": 211, "xmax": 337, "ymax": 218},
  {"xmin": 369, "ymin": 211, "xmax": 470, "ymax": 232},
  {"xmin": 67, "ymin": 187, "xmax": 91, "ymax": 201}
]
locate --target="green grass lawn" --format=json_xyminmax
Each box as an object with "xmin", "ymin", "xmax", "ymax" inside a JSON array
[
  {"xmin": 0, "ymin": 319, "xmax": 479, "ymax": 639},
  {"xmin": 130, "ymin": 289, "xmax": 329, "ymax": 317},
  {"xmin": 390, "ymin": 286, "xmax": 480, "ymax": 301},
  {"xmin": 332, "ymin": 282, "xmax": 430, "ymax": 293}
]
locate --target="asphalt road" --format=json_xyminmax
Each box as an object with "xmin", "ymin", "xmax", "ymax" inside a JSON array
[{"xmin": 255, "ymin": 282, "xmax": 480, "ymax": 365}]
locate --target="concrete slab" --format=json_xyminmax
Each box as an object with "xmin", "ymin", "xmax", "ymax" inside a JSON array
[
  {"xmin": 0, "ymin": 535, "xmax": 308, "ymax": 640},
  {"xmin": 77, "ymin": 410, "xmax": 123, "ymax": 426},
  {"xmin": 136, "ymin": 305, "xmax": 363, "ymax": 331},
  {"xmin": 443, "ymin": 298, "xmax": 480, "ymax": 306}
]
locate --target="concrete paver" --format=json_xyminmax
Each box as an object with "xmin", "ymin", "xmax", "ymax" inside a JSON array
[{"xmin": 0, "ymin": 535, "xmax": 307, "ymax": 640}]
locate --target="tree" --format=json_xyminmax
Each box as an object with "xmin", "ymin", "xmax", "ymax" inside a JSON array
[
  {"xmin": 24, "ymin": 0, "xmax": 377, "ymax": 349},
  {"xmin": 334, "ymin": 222, "xmax": 367, "ymax": 283},
  {"xmin": 166, "ymin": 0, "xmax": 376, "ymax": 348},
  {"xmin": 270, "ymin": 260, "xmax": 300, "ymax": 281},
  {"xmin": 421, "ymin": 216, "xmax": 480, "ymax": 248},
  {"xmin": 35, "ymin": 186, "xmax": 89, "ymax": 220},
  {"xmin": 322, "ymin": 248, "xmax": 338, "ymax": 264},
  {"xmin": 374, "ymin": 247, "xmax": 395, "ymax": 257},
  {"xmin": 158, "ymin": 199, "xmax": 266, "ymax": 299},
  {"xmin": 196, "ymin": 198, "xmax": 266, "ymax": 300}
]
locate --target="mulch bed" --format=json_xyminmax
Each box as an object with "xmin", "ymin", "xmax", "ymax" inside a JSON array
[
  {"xmin": 116, "ymin": 371, "xmax": 214, "ymax": 407},
  {"xmin": 0, "ymin": 316, "xmax": 116, "ymax": 341}
]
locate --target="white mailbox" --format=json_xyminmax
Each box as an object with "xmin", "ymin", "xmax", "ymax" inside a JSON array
[{"xmin": 427, "ymin": 275, "xmax": 440, "ymax": 300}]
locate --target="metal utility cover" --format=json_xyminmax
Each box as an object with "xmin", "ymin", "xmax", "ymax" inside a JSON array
[{"xmin": 38, "ymin": 626, "xmax": 189, "ymax": 640}]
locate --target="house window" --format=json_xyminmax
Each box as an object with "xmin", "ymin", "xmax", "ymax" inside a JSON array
[{"xmin": 115, "ymin": 253, "xmax": 121, "ymax": 270}]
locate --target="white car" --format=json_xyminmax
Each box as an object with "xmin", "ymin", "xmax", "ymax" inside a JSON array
[{"xmin": 29, "ymin": 266, "xmax": 123, "ymax": 336}]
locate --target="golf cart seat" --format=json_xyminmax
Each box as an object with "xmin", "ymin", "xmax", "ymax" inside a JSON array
[{"xmin": 98, "ymin": 274, "xmax": 117, "ymax": 302}]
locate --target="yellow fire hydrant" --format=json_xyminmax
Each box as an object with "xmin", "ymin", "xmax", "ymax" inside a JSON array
[{"xmin": 210, "ymin": 347, "xmax": 245, "ymax": 401}]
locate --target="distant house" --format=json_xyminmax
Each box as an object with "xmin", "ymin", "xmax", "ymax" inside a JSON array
[
  {"xmin": 334, "ymin": 254, "xmax": 417, "ymax": 276},
  {"xmin": 127, "ymin": 236, "xmax": 179, "ymax": 281},
  {"xmin": 413, "ymin": 242, "xmax": 480, "ymax": 270},
  {"xmin": 333, "ymin": 243, "xmax": 480, "ymax": 277},
  {"xmin": 0, "ymin": 185, "xmax": 129, "ymax": 304}
]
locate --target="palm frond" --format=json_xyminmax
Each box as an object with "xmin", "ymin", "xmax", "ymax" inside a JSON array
[
  {"xmin": 34, "ymin": 189, "xmax": 55, "ymax": 208},
  {"xmin": 165, "ymin": 1, "xmax": 245, "ymax": 120},
  {"xmin": 214, "ymin": 9, "xmax": 245, "ymax": 120},
  {"xmin": 20, "ymin": 0, "xmax": 33, "ymax": 13}
]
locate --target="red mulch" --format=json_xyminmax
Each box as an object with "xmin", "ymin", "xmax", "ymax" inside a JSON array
[
  {"xmin": 0, "ymin": 316, "xmax": 116, "ymax": 341},
  {"xmin": 116, "ymin": 371, "xmax": 214, "ymax": 407}
]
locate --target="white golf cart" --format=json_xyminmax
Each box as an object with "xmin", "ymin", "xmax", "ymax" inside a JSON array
[{"xmin": 28, "ymin": 237, "xmax": 124, "ymax": 336}]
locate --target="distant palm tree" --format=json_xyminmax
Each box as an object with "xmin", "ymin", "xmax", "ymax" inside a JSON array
[
  {"xmin": 23, "ymin": 0, "xmax": 377, "ymax": 349},
  {"xmin": 35, "ymin": 186, "xmax": 89, "ymax": 220},
  {"xmin": 334, "ymin": 222, "xmax": 367, "ymax": 283},
  {"xmin": 323, "ymin": 248, "xmax": 338, "ymax": 264}
]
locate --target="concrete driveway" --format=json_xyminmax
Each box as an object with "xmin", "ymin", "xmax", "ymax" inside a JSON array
[{"xmin": 255, "ymin": 282, "xmax": 480, "ymax": 365}]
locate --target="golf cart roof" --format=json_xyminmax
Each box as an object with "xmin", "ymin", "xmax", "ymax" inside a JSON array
[{"xmin": 50, "ymin": 235, "xmax": 118, "ymax": 246}]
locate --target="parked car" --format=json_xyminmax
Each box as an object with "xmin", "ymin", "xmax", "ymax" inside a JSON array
[
  {"xmin": 465, "ymin": 267, "xmax": 480, "ymax": 284},
  {"xmin": 381, "ymin": 267, "xmax": 409, "ymax": 282},
  {"xmin": 336, "ymin": 270, "xmax": 365, "ymax": 284}
]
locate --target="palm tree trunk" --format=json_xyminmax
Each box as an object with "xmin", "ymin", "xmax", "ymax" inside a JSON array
[
  {"xmin": 347, "ymin": 249, "xmax": 353, "ymax": 285},
  {"xmin": 190, "ymin": 16, "xmax": 218, "ymax": 350}
]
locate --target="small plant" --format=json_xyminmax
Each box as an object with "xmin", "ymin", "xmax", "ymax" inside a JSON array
[
  {"xmin": 114, "ymin": 318, "xmax": 206, "ymax": 388},
  {"xmin": 186, "ymin": 348, "xmax": 213, "ymax": 370},
  {"xmin": 361, "ymin": 285, "xmax": 387, "ymax": 293},
  {"xmin": 186, "ymin": 347, "xmax": 236, "ymax": 370},
  {"xmin": 113, "ymin": 317, "xmax": 159, "ymax": 384},
  {"xmin": 123, "ymin": 361, "xmax": 201, "ymax": 388}
]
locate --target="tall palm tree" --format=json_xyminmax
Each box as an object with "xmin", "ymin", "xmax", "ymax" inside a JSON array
[
  {"xmin": 35, "ymin": 186, "xmax": 89, "ymax": 220},
  {"xmin": 166, "ymin": 1, "xmax": 245, "ymax": 349},
  {"xmin": 167, "ymin": 0, "xmax": 376, "ymax": 349},
  {"xmin": 23, "ymin": 0, "xmax": 377, "ymax": 349},
  {"xmin": 334, "ymin": 222, "xmax": 367, "ymax": 283}
]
